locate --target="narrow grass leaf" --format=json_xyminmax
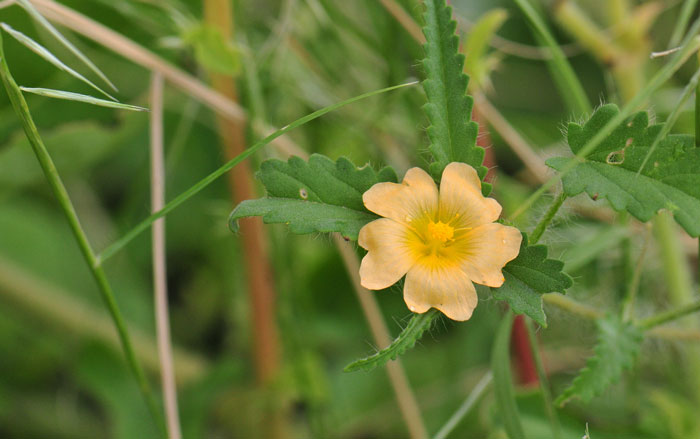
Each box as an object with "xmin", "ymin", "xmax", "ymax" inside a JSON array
[
  {"xmin": 492, "ymin": 311, "xmax": 525, "ymax": 439},
  {"xmin": 512, "ymin": 0, "xmax": 590, "ymax": 115},
  {"xmin": 20, "ymin": 87, "xmax": 147, "ymax": 111},
  {"xmin": 1, "ymin": 22, "xmax": 116, "ymax": 101},
  {"xmin": 15, "ymin": 0, "xmax": 117, "ymax": 91},
  {"xmin": 96, "ymin": 81, "xmax": 418, "ymax": 263},
  {"xmin": 421, "ymin": 0, "xmax": 489, "ymax": 194},
  {"xmin": 343, "ymin": 309, "xmax": 438, "ymax": 372}
]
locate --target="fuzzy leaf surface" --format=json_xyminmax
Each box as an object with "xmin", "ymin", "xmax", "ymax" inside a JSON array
[
  {"xmin": 421, "ymin": 0, "xmax": 489, "ymax": 194},
  {"xmin": 344, "ymin": 309, "xmax": 438, "ymax": 372},
  {"xmin": 491, "ymin": 234, "xmax": 572, "ymax": 326},
  {"xmin": 547, "ymin": 104, "xmax": 700, "ymax": 236},
  {"xmin": 229, "ymin": 154, "xmax": 397, "ymax": 240},
  {"xmin": 555, "ymin": 315, "xmax": 643, "ymax": 406}
]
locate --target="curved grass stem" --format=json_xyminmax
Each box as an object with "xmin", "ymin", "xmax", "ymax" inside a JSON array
[
  {"xmin": 529, "ymin": 192, "xmax": 566, "ymax": 244},
  {"xmin": 0, "ymin": 32, "xmax": 165, "ymax": 436}
]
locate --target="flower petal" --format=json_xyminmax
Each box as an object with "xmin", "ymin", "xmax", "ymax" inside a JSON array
[
  {"xmin": 458, "ymin": 223, "xmax": 522, "ymax": 287},
  {"xmin": 403, "ymin": 264, "xmax": 478, "ymax": 321},
  {"xmin": 438, "ymin": 162, "xmax": 501, "ymax": 228},
  {"xmin": 359, "ymin": 218, "xmax": 415, "ymax": 290},
  {"xmin": 363, "ymin": 167, "xmax": 438, "ymax": 224}
]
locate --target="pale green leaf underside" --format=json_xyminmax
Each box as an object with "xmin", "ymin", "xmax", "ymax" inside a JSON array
[
  {"xmin": 547, "ymin": 104, "xmax": 700, "ymax": 237},
  {"xmin": 229, "ymin": 154, "xmax": 397, "ymax": 240},
  {"xmin": 229, "ymin": 198, "xmax": 376, "ymax": 240},
  {"xmin": 20, "ymin": 87, "xmax": 147, "ymax": 112},
  {"xmin": 422, "ymin": 0, "xmax": 489, "ymax": 194},
  {"xmin": 555, "ymin": 315, "xmax": 642, "ymax": 406},
  {"xmin": 344, "ymin": 309, "xmax": 438, "ymax": 372},
  {"xmin": 491, "ymin": 234, "xmax": 572, "ymax": 326}
]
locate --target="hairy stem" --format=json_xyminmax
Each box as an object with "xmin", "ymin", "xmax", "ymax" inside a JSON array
[
  {"xmin": 0, "ymin": 31, "xmax": 165, "ymax": 436},
  {"xmin": 640, "ymin": 300, "xmax": 700, "ymax": 329},
  {"xmin": 530, "ymin": 193, "xmax": 567, "ymax": 244},
  {"xmin": 621, "ymin": 226, "xmax": 651, "ymax": 321}
]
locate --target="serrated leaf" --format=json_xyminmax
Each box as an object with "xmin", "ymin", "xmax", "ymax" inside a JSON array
[
  {"xmin": 19, "ymin": 87, "xmax": 147, "ymax": 111},
  {"xmin": 15, "ymin": 0, "xmax": 117, "ymax": 91},
  {"xmin": 344, "ymin": 309, "xmax": 438, "ymax": 372},
  {"xmin": 421, "ymin": 0, "xmax": 489, "ymax": 194},
  {"xmin": 491, "ymin": 233, "xmax": 572, "ymax": 326},
  {"xmin": 491, "ymin": 311, "xmax": 525, "ymax": 439},
  {"xmin": 546, "ymin": 104, "xmax": 700, "ymax": 237},
  {"xmin": 0, "ymin": 23, "xmax": 116, "ymax": 101},
  {"xmin": 555, "ymin": 314, "xmax": 643, "ymax": 406},
  {"xmin": 229, "ymin": 154, "xmax": 397, "ymax": 240},
  {"xmin": 184, "ymin": 24, "xmax": 240, "ymax": 75}
]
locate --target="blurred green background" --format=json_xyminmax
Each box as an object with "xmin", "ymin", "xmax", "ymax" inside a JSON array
[{"xmin": 0, "ymin": 0, "xmax": 699, "ymax": 438}]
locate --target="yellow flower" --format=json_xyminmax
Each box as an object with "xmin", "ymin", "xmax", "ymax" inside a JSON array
[{"xmin": 358, "ymin": 162, "xmax": 522, "ymax": 321}]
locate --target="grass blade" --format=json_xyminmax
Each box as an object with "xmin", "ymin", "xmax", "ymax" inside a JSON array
[
  {"xmin": 95, "ymin": 80, "xmax": 418, "ymax": 264},
  {"xmin": 1, "ymin": 22, "xmax": 116, "ymax": 101},
  {"xmin": 15, "ymin": 0, "xmax": 117, "ymax": 91},
  {"xmin": 20, "ymin": 87, "xmax": 147, "ymax": 111},
  {"xmin": 0, "ymin": 30, "xmax": 165, "ymax": 436},
  {"xmin": 492, "ymin": 311, "xmax": 525, "ymax": 439},
  {"xmin": 513, "ymin": 0, "xmax": 591, "ymax": 115}
]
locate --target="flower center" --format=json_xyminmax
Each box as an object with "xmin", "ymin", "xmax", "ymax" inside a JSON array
[{"xmin": 427, "ymin": 221, "xmax": 454, "ymax": 243}]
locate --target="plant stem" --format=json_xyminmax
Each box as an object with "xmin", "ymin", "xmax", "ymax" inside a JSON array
[
  {"xmin": 621, "ymin": 226, "xmax": 651, "ymax": 321},
  {"xmin": 0, "ymin": 32, "xmax": 165, "ymax": 436},
  {"xmin": 523, "ymin": 318, "xmax": 562, "ymax": 439},
  {"xmin": 530, "ymin": 193, "xmax": 566, "ymax": 244},
  {"xmin": 640, "ymin": 300, "xmax": 700, "ymax": 329},
  {"xmin": 513, "ymin": 0, "xmax": 592, "ymax": 115},
  {"xmin": 150, "ymin": 73, "xmax": 182, "ymax": 439},
  {"xmin": 669, "ymin": 0, "xmax": 700, "ymax": 49},
  {"xmin": 432, "ymin": 371, "xmax": 493, "ymax": 439}
]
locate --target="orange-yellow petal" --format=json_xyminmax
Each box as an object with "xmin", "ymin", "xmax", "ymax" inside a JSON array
[
  {"xmin": 403, "ymin": 264, "xmax": 478, "ymax": 321},
  {"xmin": 458, "ymin": 223, "xmax": 522, "ymax": 287},
  {"xmin": 438, "ymin": 162, "xmax": 501, "ymax": 228},
  {"xmin": 363, "ymin": 167, "xmax": 438, "ymax": 224},
  {"xmin": 359, "ymin": 218, "xmax": 415, "ymax": 290}
]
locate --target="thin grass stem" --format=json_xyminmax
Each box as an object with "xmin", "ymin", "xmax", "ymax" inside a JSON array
[
  {"xmin": 95, "ymin": 81, "xmax": 417, "ymax": 264},
  {"xmin": 669, "ymin": 0, "xmax": 700, "ymax": 48},
  {"xmin": 523, "ymin": 318, "xmax": 562, "ymax": 439},
  {"xmin": 0, "ymin": 31, "xmax": 166, "ymax": 436},
  {"xmin": 150, "ymin": 73, "xmax": 182, "ymax": 439},
  {"xmin": 432, "ymin": 372, "xmax": 493, "ymax": 439}
]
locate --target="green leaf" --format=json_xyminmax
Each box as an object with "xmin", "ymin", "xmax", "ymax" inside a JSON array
[
  {"xmin": 555, "ymin": 314, "xmax": 643, "ymax": 407},
  {"xmin": 491, "ymin": 311, "xmax": 525, "ymax": 439},
  {"xmin": 229, "ymin": 154, "xmax": 397, "ymax": 240},
  {"xmin": 547, "ymin": 104, "xmax": 700, "ymax": 237},
  {"xmin": 463, "ymin": 9, "xmax": 507, "ymax": 91},
  {"xmin": 421, "ymin": 0, "xmax": 489, "ymax": 194},
  {"xmin": 0, "ymin": 23, "xmax": 116, "ymax": 101},
  {"xmin": 343, "ymin": 309, "xmax": 438, "ymax": 372},
  {"xmin": 184, "ymin": 24, "xmax": 240, "ymax": 76},
  {"xmin": 19, "ymin": 87, "xmax": 147, "ymax": 112},
  {"xmin": 491, "ymin": 233, "xmax": 573, "ymax": 326},
  {"xmin": 15, "ymin": 0, "xmax": 117, "ymax": 91}
]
